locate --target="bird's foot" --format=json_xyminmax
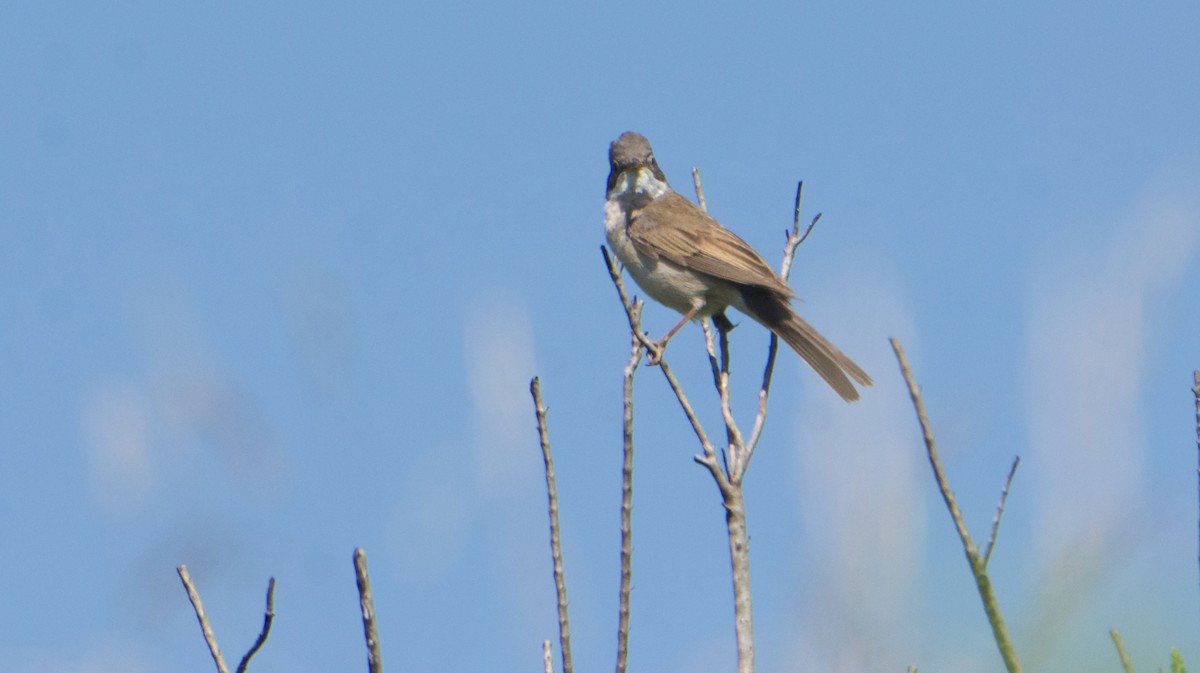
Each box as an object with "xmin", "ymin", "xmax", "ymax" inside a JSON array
[
  {"xmin": 644, "ymin": 338, "xmax": 667, "ymax": 365},
  {"xmin": 712, "ymin": 312, "xmax": 736, "ymax": 334}
]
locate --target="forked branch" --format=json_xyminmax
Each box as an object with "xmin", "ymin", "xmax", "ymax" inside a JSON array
[
  {"xmin": 890, "ymin": 338, "xmax": 1022, "ymax": 673},
  {"xmin": 177, "ymin": 565, "xmax": 276, "ymax": 673}
]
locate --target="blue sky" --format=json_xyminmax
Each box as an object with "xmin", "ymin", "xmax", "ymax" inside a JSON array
[{"xmin": 2, "ymin": 0, "xmax": 1199, "ymax": 671}]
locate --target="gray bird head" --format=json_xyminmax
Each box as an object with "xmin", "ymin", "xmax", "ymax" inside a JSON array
[{"xmin": 607, "ymin": 131, "xmax": 667, "ymax": 195}]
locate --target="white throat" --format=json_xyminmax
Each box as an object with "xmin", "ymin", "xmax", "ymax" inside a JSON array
[{"xmin": 608, "ymin": 166, "xmax": 669, "ymax": 202}]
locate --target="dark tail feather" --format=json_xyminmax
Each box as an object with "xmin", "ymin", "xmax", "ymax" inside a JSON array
[{"xmin": 741, "ymin": 287, "xmax": 872, "ymax": 402}]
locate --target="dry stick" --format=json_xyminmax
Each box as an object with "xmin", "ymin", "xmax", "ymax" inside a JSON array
[
  {"xmin": 600, "ymin": 248, "xmax": 667, "ymax": 357},
  {"xmin": 692, "ymin": 166, "xmax": 760, "ymax": 673},
  {"xmin": 1110, "ymin": 629, "xmax": 1136, "ymax": 673},
  {"xmin": 531, "ymin": 377, "xmax": 574, "ymax": 673},
  {"xmin": 543, "ymin": 641, "xmax": 554, "ymax": 673},
  {"xmin": 688, "ymin": 322, "xmax": 755, "ymax": 673},
  {"xmin": 235, "ymin": 577, "xmax": 276, "ymax": 673},
  {"xmin": 177, "ymin": 565, "xmax": 231, "ymax": 673},
  {"xmin": 603, "ymin": 175, "xmax": 823, "ymax": 673},
  {"xmin": 890, "ymin": 338, "xmax": 1022, "ymax": 673},
  {"xmin": 602, "ymin": 245, "xmax": 725, "ymax": 484},
  {"xmin": 982, "ymin": 456, "xmax": 1021, "ymax": 569},
  {"xmin": 616, "ymin": 329, "xmax": 643, "ymax": 673},
  {"xmin": 700, "ymin": 172, "xmax": 827, "ymax": 673},
  {"xmin": 1193, "ymin": 371, "xmax": 1200, "ymax": 606},
  {"xmin": 691, "ymin": 169, "xmax": 742, "ymax": 473},
  {"xmin": 606, "ymin": 244, "xmax": 716, "ymax": 672},
  {"xmin": 605, "ymin": 239, "xmax": 747, "ymax": 668},
  {"xmin": 601, "ymin": 247, "xmax": 659, "ymax": 355},
  {"xmin": 703, "ymin": 319, "xmax": 744, "ymax": 476},
  {"xmin": 741, "ymin": 184, "xmax": 821, "ymax": 471},
  {"xmin": 722, "ymin": 485, "xmax": 755, "ymax": 673},
  {"xmin": 353, "ymin": 548, "xmax": 383, "ymax": 673}
]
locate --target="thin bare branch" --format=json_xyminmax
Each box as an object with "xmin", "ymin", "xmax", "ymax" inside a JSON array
[
  {"xmin": 891, "ymin": 338, "xmax": 1022, "ymax": 673},
  {"xmin": 702, "ymin": 320, "xmax": 745, "ymax": 478},
  {"xmin": 235, "ymin": 577, "xmax": 276, "ymax": 673},
  {"xmin": 604, "ymin": 239, "xmax": 732, "ymax": 489},
  {"xmin": 531, "ymin": 377, "xmax": 574, "ymax": 673},
  {"xmin": 745, "ymin": 182, "xmax": 820, "ymax": 461},
  {"xmin": 601, "ymin": 247, "xmax": 657, "ymax": 356},
  {"xmin": 890, "ymin": 339, "xmax": 976, "ymax": 554},
  {"xmin": 605, "ymin": 175, "xmax": 828, "ymax": 673},
  {"xmin": 723, "ymin": 487, "xmax": 755, "ymax": 673},
  {"xmin": 353, "ymin": 548, "xmax": 383, "ymax": 673},
  {"xmin": 781, "ymin": 182, "xmax": 821, "ymax": 281},
  {"xmin": 692, "ymin": 167, "xmax": 707, "ymax": 212},
  {"xmin": 1193, "ymin": 371, "xmax": 1199, "ymax": 601},
  {"xmin": 1110, "ymin": 629, "xmax": 1136, "ymax": 673},
  {"xmin": 652, "ymin": 358, "xmax": 729, "ymax": 494},
  {"xmin": 743, "ymin": 347, "xmax": 778, "ymax": 458},
  {"xmin": 177, "ymin": 565, "xmax": 231, "ymax": 673},
  {"xmin": 982, "ymin": 456, "xmax": 1021, "ymax": 568},
  {"xmin": 543, "ymin": 641, "xmax": 554, "ymax": 673},
  {"xmin": 616, "ymin": 334, "xmax": 642, "ymax": 673}
]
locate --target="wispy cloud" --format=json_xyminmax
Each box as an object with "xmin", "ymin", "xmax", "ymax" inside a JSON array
[
  {"xmin": 1024, "ymin": 168, "xmax": 1200, "ymax": 653},
  {"xmin": 463, "ymin": 293, "xmax": 539, "ymax": 497},
  {"xmin": 790, "ymin": 263, "xmax": 927, "ymax": 671},
  {"xmin": 30, "ymin": 640, "xmax": 153, "ymax": 673},
  {"xmin": 387, "ymin": 442, "xmax": 473, "ymax": 581},
  {"xmin": 82, "ymin": 383, "xmax": 155, "ymax": 511},
  {"xmin": 461, "ymin": 291, "xmax": 549, "ymax": 645}
]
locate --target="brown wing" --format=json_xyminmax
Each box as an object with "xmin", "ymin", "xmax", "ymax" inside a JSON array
[{"xmin": 627, "ymin": 191, "xmax": 794, "ymax": 297}]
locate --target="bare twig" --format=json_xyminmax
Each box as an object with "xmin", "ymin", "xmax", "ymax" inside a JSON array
[
  {"xmin": 692, "ymin": 167, "xmax": 707, "ymax": 212},
  {"xmin": 723, "ymin": 487, "xmax": 755, "ymax": 673},
  {"xmin": 744, "ymin": 183, "xmax": 821, "ymax": 463},
  {"xmin": 353, "ymin": 548, "xmax": 383, "ymax": 673},
  {"xmin": 177, "ymin": 566, "xmax": 276, "ymax": 673},
  {"xmin": 235, "ymin": 578, "xmax": 276, "ymax": 673},
  {"xmin": 177, "ymin": 565, "xmax": 231, "ymax": 673},
  {"xmin": 907, "ymin": 666, "xmax": 918, "ymax": 673},
  {"xmin": 543, "ymin": 641, "xmax": 554, "ymax": 673},
  {"xmin": 890, "ymin": 340, "xmax": 975, "ymax": 554},
  {"xmin": 602, "ymin": 177, "xmax": 827, "ymax": 673},
  {"xmin": 616, "ymin": 333, "xmax": 643, "ymax": 673},
  {"xmin": 604, "ymin": 244, "xmax": 732, "ymax": 487},
  {"xmin": 703, "ymin": 320, "xmax": 744, "ymax": 477},
  {"xmin": 783, "ymin": 183, "xmax": 822, "ymax": 278},
  {"xmin": 1193, "ymin": 371, "xmax": 1199, "ymax": 602},
  {"xmin": 982, "ymin": 456, "xmax": 1021, "ymax": 568},
  {"xmin": 601, "ymin": 247, "xmax": 657, "ymax": 355},
  {"xmin": 531, "ymin": 377, "xmax": 574, "ymax": 673},
  {"xmin": 1110, "ymin": 629, "xmax": 1136, "ymax": 673},
  {"xmin": 891, "ymin": 338, "xmax": 1022, "ymax": 673},
  {"xmin": 744, "ymin": 335, "xmax": 780, "ymax": 459}
]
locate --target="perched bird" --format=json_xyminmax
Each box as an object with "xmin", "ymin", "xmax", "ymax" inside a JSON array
[{"xmin": 604, "ymin": 131, "xmax": 872, "ymax": 401}]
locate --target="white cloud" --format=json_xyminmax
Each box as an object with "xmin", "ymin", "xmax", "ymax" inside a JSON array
[
  {"xmin": 1023, "ymin": 169, "xmax": 1200, "ymax": 647},
  {"xmin": 82, "ymin": 383, "xmax": 155, "ymax": 511},
  {"xmin": 29, "ymin": 641, "xmax": 153, "ymax": 673},
  {"xmin": 461, "ymin": 291, "xmax": 552, "ymax": 649},
  {"xmin": 790, "ymin": 263, "xmax": 928, "ymax": 671},
  {"xmin": 387, "ymin": 443, "xmax": 474, "ymax": 581},
  {"xmin": 463, "ymin": 292, "xmax": 539, "ymax": 497}
]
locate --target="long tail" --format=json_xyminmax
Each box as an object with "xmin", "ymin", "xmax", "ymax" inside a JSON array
[{"xmin": 741, "ymin": 286, "xmax": 872, "ymax": 402}]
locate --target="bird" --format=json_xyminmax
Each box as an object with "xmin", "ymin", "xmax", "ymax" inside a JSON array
[{"xmin": 603, "ymin": 131, "xmax": 872, "ymax": 401}]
